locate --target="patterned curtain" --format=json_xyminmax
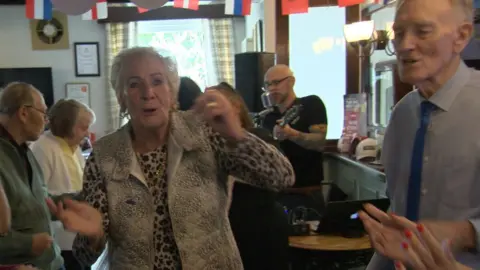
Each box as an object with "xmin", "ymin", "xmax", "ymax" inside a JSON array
[
  {"xmin": 208, "ymin": 18, "xmax": 235, "ymax": 86},
  {"xmin": 105, "ymin": 23, "xmax": 130, "ymax": 134}
]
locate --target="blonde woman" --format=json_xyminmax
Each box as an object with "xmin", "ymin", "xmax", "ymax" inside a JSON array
[{"xmin": 31, "ymin": 99, "xmax": 95, "ymax": 270}]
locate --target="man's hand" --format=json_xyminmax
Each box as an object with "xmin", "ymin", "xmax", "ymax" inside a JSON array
[
  {"xmin": 274, "ymin": 122, "xmax": 327, "ymax": 151},
  {"xmin": 421, "ymin": 221, "xmax": 476, "ymax": 251},
  {"xmin": 273, "ymin": 123, "xmax": 298, "ymax": 141},
  {"xmin": 31, "ymin": 233, "xmax": 53, "ymax": 256}
]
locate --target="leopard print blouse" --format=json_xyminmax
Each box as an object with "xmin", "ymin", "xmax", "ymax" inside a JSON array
[{"xmin": 136, "ymin": 145, "xmax": 181, "ymax": 269}]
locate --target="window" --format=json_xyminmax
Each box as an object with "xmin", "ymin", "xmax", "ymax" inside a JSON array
[
  {"xmin": 134, "ymin": 19, "xmax": 214, "ymax": 90},
  {"xmin": 289, "ymin": 7, "xmax": 346, "ymax": 139},
  {"xmin": 369, "ymin": 6, "xmax": 396, "ymax": 128},
  {"xmin": 371, "ymin": 61, "xmax": 395, "ymax": 127}
]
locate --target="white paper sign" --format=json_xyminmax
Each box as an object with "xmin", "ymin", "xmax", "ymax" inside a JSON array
[{"xmin": 66, "ymin": 83, "xmax": 90, "ymax": 106}]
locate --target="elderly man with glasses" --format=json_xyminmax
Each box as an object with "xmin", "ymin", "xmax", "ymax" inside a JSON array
[
  {"xmin": 0, "ymin": 82, "xmax": 64, "ymax": 270},
  {"xmin": 261, "ymin": 64, "xmax": 329, "ymax": 217}
]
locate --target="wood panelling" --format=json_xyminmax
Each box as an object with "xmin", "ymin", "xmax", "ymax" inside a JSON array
[
  {"xmin": 345, "ymin": 5, "xmax": 361, "ymax": 94},
  {"xmin": 98, "ymin": 5, "xmax": 241, "ymax": 23},
  {"xmin": 275, "ymin": 2, "xmax": 289, "ymax": 65}
]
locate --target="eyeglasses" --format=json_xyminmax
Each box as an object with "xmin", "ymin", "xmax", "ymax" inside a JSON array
[
  {"xmin": 24, "ymin": 105, "xmax": 48, "ymax": 120},
  {"xmin": 263, "ymin": 76, "xmax": 291, "ymax": 91}
]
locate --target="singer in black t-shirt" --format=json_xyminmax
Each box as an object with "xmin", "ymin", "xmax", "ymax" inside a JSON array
[
  {"xmin": 262, "ymin": 65, "xmax": 328, "ymax": 217},
  {"xmin": 263, "ymin": 95, "xmax": 327, "ymax": 187}
]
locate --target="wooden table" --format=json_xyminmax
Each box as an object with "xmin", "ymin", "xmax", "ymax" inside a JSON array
[
  {"xmin": 288, "ymin": 234, "xmax": 373, "ymax": 270},
  {"xmin": 289, "ymin": 234, "xmax": 371, "ymax": 251}
]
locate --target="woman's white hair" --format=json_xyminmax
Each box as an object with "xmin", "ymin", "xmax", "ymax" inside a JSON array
[{"xmin": 110, "ymin": 47, "xmax": 180, "ymax": 115}]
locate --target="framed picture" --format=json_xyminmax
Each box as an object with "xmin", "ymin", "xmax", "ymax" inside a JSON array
[
  {"xmin": 65, "ymin": 83, "xmax": 90, "ymax": 107},
  {"xmin": 74, "ymin": 42, "xmax": 100, "ymax": 77}
]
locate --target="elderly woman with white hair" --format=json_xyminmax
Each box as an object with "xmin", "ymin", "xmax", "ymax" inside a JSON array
[{"xmin": 46, "ymin": 47, "xmax": 295, "ymax": 270}]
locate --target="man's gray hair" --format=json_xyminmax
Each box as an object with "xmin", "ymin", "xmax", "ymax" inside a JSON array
[
  {"xmin": 0, "ymin": 82, "xmax": 40, "ymax": 116},
  {"xmin": 47, "ymin": 99, "xmax": 96, "ymax": 138},
  {"xmin": 110, "ymin": 47, "xmax": 180, "ymax": 115},
  {"xmin": 397, "ymin": 0, "xmax": 475, "ymax": 22}
]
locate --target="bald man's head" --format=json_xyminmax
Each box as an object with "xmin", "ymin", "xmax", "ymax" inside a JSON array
[
  {"xmin": 264, "ymin": 64, "xmax": 296, "ymax": 107},
  {"xmin": 265, "ymin": 64, "xmax": 294, "ymax": 80}
]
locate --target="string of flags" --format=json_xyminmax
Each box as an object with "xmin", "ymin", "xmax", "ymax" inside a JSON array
[{"xmin": 24, "ymin": 0, "xmax": 384, "ymax": 21}]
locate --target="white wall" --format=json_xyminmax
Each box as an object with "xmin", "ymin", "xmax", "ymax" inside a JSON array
[
  {"xmin": 0, "ymin": 6, "xmax": 108, "ymax": 138},
  {"xmin": 232, "ymin": 18, "xmax": 246, "ymax": 53},
  {"xmin": 244, "ymin": 2, "xmax": 264, "ymax": 40}
]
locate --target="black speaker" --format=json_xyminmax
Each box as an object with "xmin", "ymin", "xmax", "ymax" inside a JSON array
[{"xmin": 234, "ymin": 52, "xmax": 276, "ymax": 113}]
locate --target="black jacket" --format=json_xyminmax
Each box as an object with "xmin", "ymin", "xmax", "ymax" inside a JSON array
[{"xmin": 228, "ymin": 127, "xmax": 290, "ymax": 270}]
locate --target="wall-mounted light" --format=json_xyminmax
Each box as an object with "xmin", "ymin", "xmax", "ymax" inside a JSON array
[
  {"xmin": 384, "ymin": 22, "xmax": 395, "ymax": 56},
  {"xmin": 344, "ymin": 20, "xmax": 375, "ymax": 43},
  {"xmin": 343, "ymin": 20, "xmax": 376, "ymax": 57}
]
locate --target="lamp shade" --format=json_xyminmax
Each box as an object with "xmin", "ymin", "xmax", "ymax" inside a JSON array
[{"xmin": 343, "ymin": 20, "xmax": 375, "ymax": 42}]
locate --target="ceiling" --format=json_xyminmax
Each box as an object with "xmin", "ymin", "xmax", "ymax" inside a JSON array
[{"xmin": 0, "ymin": 0, "xmax": 264, "ymax": 4}]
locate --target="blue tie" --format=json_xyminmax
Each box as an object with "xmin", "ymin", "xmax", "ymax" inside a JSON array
[
  {"xmin": 386, "ymin": 101, "xmax": 436, "ymax": 270},
  {"xmin": 406, "ymin": 101, "xmax": 436, "ymax": 221}
]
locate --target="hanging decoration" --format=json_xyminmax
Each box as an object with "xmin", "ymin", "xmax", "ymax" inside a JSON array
[
  {"xmin": 338, "ymin": 0, "xmax": 365, "ymax": 7},
  {"xmin": 82, "ymin": 0, "xmax": 108, "ymax": 20},
  {"xmin": 281, "ymin": 0, "xmax": 308, "ymax": 15},
  {"xmin": 173, "ymin": 0, "xmax": 200, "ymax": 10},
  {"xmin": 25, "ymin": 0, "xmax": 52, "ymax": 20},
  {"xmin": 137, "ymin": 7, "xmax": 149, "ymax": 13},
  {"xmin": 130, "ymin": 0, "xmax": 168, "ymax": 10},
  {"xmin": 50, "ymin": 0, "xmax": 97, "ymax": 15},
  {"xmin": 362, "ymin": 0, "xmax": 388, "ymax": 4},
  {"xmin": 224, "ymin": 0, "xmax": 251, "ymax": 15}
]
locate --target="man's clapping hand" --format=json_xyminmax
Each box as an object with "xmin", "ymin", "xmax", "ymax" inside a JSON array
[{"xmin": 31, "ymin": 233, "xmax": 52, "ymax": 256}]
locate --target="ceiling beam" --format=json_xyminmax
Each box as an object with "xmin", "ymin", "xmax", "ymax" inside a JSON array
[{"xmin": 98, "ymin": 5, "xmax": 242, "ymax": 23}]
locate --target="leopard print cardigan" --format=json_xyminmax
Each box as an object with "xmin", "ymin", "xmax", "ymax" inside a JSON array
[{"xmin": 72, "ymin": 110, "xmax": 295, "ymax": 270}]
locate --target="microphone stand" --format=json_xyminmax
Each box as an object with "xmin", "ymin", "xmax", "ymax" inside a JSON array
[{"xmin": 252, "ymin": 107, "xmax": 275, "ymax": 128}]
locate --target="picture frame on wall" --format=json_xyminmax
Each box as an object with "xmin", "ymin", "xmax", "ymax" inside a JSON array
[
  {"xmin": 74, "ymin": 42, "xmax": 100, "ymax": 77},
  {"xmin": 65, "ymin": 83, "xmax": 91, "ymax": 107}
]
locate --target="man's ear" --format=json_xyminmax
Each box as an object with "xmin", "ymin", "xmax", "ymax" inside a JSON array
[
  {"xmin": 290, "ymin": 76, "xmax": 296, "ymax": 88},
  {"xmin": 454, "ymin": 22, "xmax": 473, "ymax": 54},
  {"xmin": 16, "ymin": 106, "xmax": 28, "ymax": 123}
]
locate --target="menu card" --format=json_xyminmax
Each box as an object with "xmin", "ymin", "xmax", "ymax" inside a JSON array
[{"xmin": 338, "ymin": 93, "xmax": 368, "ymax": 153}]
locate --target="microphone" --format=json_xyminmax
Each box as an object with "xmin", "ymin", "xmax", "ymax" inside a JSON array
[{"xmin": 257, "ymin": 107, "xmax": 274, "ymax": 117}]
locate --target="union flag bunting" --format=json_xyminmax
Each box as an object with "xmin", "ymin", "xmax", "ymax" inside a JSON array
[
  {"xmin": 338, "ymin": 0, "xmax": 365, "ymax": 7},
  {"xmin": 281, "ymin": 0, "xmax": 309, "ymax": 15},
  {"xmin": 173, "ymin": 0, "xmax": 199, "ymax": 10}
]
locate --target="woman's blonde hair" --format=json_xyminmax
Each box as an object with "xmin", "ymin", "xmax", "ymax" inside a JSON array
[
  {"xmin": 47, "ymin": 99, "xmax": 95, "ymax": 138},
  {"xmin": 212, "ymin": 82, "xmax": 254, "ymax": 130},
  {"xmin": 110, "ymin": 47, "xmax": 180, "ymax": 116}
]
